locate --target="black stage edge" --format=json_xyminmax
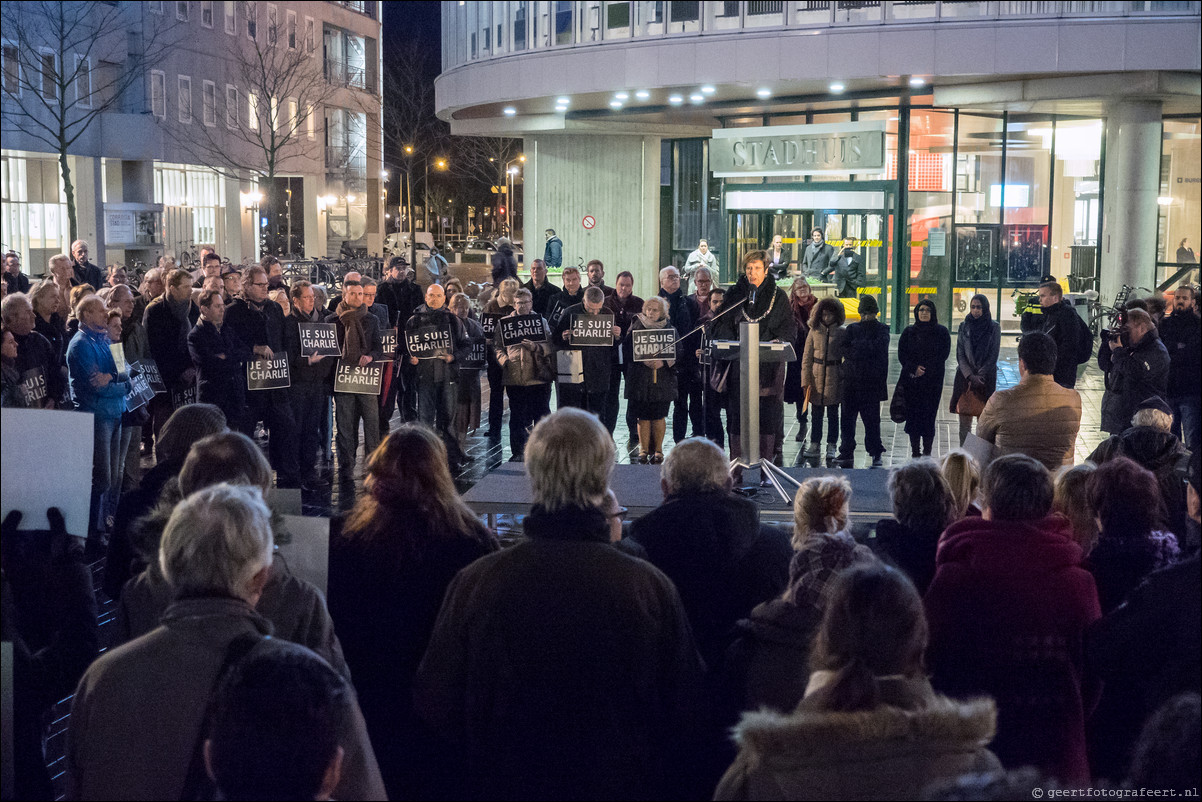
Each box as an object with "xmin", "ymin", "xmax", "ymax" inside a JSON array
[{"xmin": 463, "ymin": 464, "xmax": 892, "ymax": 524}]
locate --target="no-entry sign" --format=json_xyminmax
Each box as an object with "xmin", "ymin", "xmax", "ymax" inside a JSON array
[{"xmin": 582, "ymin": 215, "xmax": 596, "ymax": 230}]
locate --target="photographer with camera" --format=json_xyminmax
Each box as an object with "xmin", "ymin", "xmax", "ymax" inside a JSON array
[{"xmin": 1098, "ymin": 307, "xmax": 1170, "ymax": 435}]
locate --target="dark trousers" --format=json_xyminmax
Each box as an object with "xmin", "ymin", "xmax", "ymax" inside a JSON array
[
  {"xmin": 703, "ymin": 385, "xmax": 726, "ymax": 449},
  {"xmin": 90, "ymin": 415, "xmax": 122, "ymax": 536},
  {"xmin": 379, "ymin": 361, "xmax": 400, "ymax": 431},
  {"xmin": 335, "ymin": 391, "xmax": 381, "ymax": 475},
  {"xmin": 839, "ymin": 395, "xmax": 884, "ymax": 459},
  {"xmin": 506, "ymin": 383, "xmax": 547, "ymax": 458},
  {"xmin": 672, "ymin": 369, "xmax": 704, "ymax": 443},
  {"xmin": 398, "ymin": 361, "xmax": 419, "ymax": 422},
  {"xmin": 809, "ymin": 403, "xmax": 840, "ymax": 445},
  {"xmin": 418, "ymin": 379, "xmax": 464, "ymax": 461},
  {"xmin": 246, "ymin": 389, "xmax": 300, "ymax": 487},
  {"xmin": 604, "ymin": 365, "xmax": 635, "ymax": 436},
  {"xmin": 558, "ymin": 383, "xmax": 606, "ymax": 418},
  {"xmin": 485, "ymin": 359, "xmax": 505, "ymax": 435},
  {"xmin": 290, "ymin": 382, "xmax": 329, "ymax": 484}
]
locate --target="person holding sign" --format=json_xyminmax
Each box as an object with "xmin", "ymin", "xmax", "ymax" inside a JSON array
[
  {"xmin": 481, "ymin": 277, "xmax": 520, "ymax": 440},
  {"xmin": 334, "ymin": 279, "xmax": 385, "ymax": 485},
  {"xmin": 144, "ymin": 269, "xmax": 200, "ymax": 417},
  {"xmin": 67, "ymin": 294, "xmax": 131, "ymax": 548},
  {"xmin": 1, "ymin": 292, "xmax": 57, "ymax": 409},
  {"xmin": 553, "ymin": 286, "xmax": 619, "ymax": 417},
  {"xmin": 451, "ymin": 292, "xmax": 486, "ymax": 456},
  {"xmin": 493, "ymin": 288, "xmax": 553, "ymax": 460},
  {"xmin": 284, "ymin": 280, "xmax": 338, "ymax": 492},
  {"xmin": 188, "ymin": 289, "xmax": 254, "ymax": 449},
  {"xmin": 1, "ymin": 326, "xmax": 27, "ymax": 407},
  {"xmin": 625, "ymin": 296, "xmax": 677, "ymax": 464},
  {"xmin": 406, "ymin": 283, "xmax": 472, "ymax": 469}
]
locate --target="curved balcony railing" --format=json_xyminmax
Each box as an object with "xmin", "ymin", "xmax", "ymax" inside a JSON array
[{"xmin": 442, "ymin": 0, "xmax": 1201, "ymax": 72}]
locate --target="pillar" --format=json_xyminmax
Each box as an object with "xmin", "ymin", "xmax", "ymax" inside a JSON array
[{"xmin": 1101, "ymin": 100, "xmax": 1162, "ymax": 298}]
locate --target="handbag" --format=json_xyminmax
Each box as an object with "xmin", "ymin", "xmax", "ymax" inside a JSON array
[
  {"xmin": 556, "ymin": 349, "xmax": 584, "ymax": 384},
  {"xmin": 956, "ymin": 386, "xmax": 986, "ymax": 417},
  {"xmin": 708, "ymin": 361, "xmax": 731, "ymax": 394},
  {"xmin": 799, "ymin": 385, "xmax": 812, "ymax": 416},
  {"xmin": 889, "ymin": 378, "xmax": 907, "ymax": 423},
  {"xmin": 532, "ymin": 349, "xmax": 557, "ymax": 384}
]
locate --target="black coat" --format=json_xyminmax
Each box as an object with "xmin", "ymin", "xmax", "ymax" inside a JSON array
[
  {"xmin": 143, "ymin": 296, "xmax": 199, "ymax": 388},
  {"xmin": 871, "ymin": 518, "xmax": 941, "ymax": 595},
  {"xmin": 283, "ymin": 308, "xmax": 337, "ymax": 386},
  {"xmin": 524, "ymin": 278, "xmax": 563, "ymax": 317},
  {"xmin": 660, "ymin": 287, "xmax": 700, "ymax": 373},
  {"xmin": 898, "ymin": 305, "xmax": 951, "ymax": 438},
  {"xmin": 842, "ymin": 317, "xmax": 891, "ymax": 403},
  {"xmin": 713, "ymin": 274, "xmax": 798, "ymax": 396},
  {"xmin": 546, "ymin": 286, "xmax": 585, "ymax": 329},
  {"xmin": 224, "ymin": 297, "xmax": 287, "ymax": 353},
  {"xmin": 629, "ymin": 491, "xmax": 791, "ymax": 668},
  {"xmin": 1098, "ymin": 329, "xmax": 1170, "ymax": 434},
  {"xmin": 624, "ymin": 318, "xmax": 678, "ymax": 405},
  {"xmin": 822, "ymin": 249, "xmax": 864, "ymax": 294},
  {"xmin": 1021, "ymin": 300, "xmax": 1092, "ymax": 388},
  {"xmin": 70, "ymin": 259, "xmax": 104, "ymax": 290},
  {"xmin": 187, "ymin": 319, "xmax": 252, "ymax": 421},
  {"xmin": 1087, "ymin": 427, "xmax": 1191, "ymax": 542},
  {"xmin": 404, "ymin": 305, "xmax": 470, "ymax": 384},
  {"xmin": 1159, "ymin": 309, "xmax": 1201, "ymax": 400},
  {"xmin": 376, "ymin": 278, "xmax": 425, "ymax": 328},
  {"xmin": 951, "ymin": 316, "xmax": 1001, "ymax": 412},
  {"xmin": 553, "ymin": 302, "xmax": 615, "ymax": 394}
]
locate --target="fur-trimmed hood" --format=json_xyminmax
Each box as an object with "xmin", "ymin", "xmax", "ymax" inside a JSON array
[
  {"xmin": 808, "ymin": 296, "xmax": 846, "ymax": 330},
  {"xmin": 731, "ymin": 680, "xmax": 997, "ymax": 766}
]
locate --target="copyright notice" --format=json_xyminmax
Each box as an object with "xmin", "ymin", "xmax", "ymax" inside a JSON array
[{"xmin": 1033, "ymin": 789, "xmax": 1200, "ymax": 799}]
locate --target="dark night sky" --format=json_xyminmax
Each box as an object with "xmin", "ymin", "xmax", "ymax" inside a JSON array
[{"xmin": 382, "ymin": 0, "xmax": 442, "ymax": 79}]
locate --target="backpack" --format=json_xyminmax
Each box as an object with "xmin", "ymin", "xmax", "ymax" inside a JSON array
[{"xmin": 1073, "ymin": 309, "xmax": 1095, "ymax": 365}]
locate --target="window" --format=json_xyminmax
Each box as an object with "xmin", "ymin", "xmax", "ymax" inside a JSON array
[
  {"xmin": 246, "ymin": 1, "xmax": 257, "ymax": 40},
  {"xmin": 306, "ymin": 102, "xmax": 315, "ymax": 139},
  {"xmin": 225, "ymin": 84, "xmax": 238, "ymax": 127},
  {"xmin": 201, "ymin": 0, "xmax": 213, "ymax": 27},
  {"xmin": 177, "ymin": 0, "xmax": 188, "ymax": 21},
  {"xmin": 149, "ymin": 0, "xmax": 163, "ymax": 13},
  {"xmin": 266, "ymin": 4, "xmax": 278, "ymax": 45},
  {"xmin": 150, "ymin": 70, "xmax": 166, "ymax": 118},
  {"xmin": 224, "ymin": 0, "xmax": 236, "ymax": 33},
  {"xmin": 286, "ymin": 9, "xmax": 297, "ymax": 48},
  {"xmin": 247, "ymin": 91, "xmax": 258, "ymax": 129},
  {"xmin": 39, "ymin": 51, "xmax": 58, "ymax": 100},
  {"xmin": 74, "ymin": 55, "xmax": 92, "ymax": 108},
  {"xmin": 202, "ymin": 80, "xmax": 216, "ymax": 126},
  {"xmin": 304, "ymin": 16, "xmax": 315, "ymax": 52},
  {"xmin": 286, "ymin": 97, "xmax": 297, "ymax": 134},
  {"xmin": 3, "ymin": 42, "xmax": 21, "ymax": 96},
  {"xmin": 177, "ymin": 74, "xmax": 192, "ymax": 123},
  {"xmin": 269, "ymin": 95, "xmax": 278, "ymax": 130}
]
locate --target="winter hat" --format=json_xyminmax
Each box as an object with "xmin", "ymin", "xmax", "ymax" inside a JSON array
[
  {"xmin": 858, "ymin": 295, "xmax": 879, "ymax": 315},
  {"xmin": 1136, "ymin": 396, "xmax": 1173, "ymax": 418},
  {"xmin": 156, "ymin": 403, "xmax": 228, "ymax": 464}
]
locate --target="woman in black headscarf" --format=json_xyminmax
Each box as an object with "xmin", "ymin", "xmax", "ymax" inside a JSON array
[
  {"xmin": 950, "ymin": 293, "xmax": 1001, "ymax": 446},
  {"xmin": 898, "ymin": 299, "xmax": 951, "ymax": 458}
]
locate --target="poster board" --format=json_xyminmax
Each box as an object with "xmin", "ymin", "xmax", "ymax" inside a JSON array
[
  {"xmin": 380, "ymin": 327, "xmax": 399, "ymax": 359},
  {"xmin": 140, "ymin": 358, "xmax": 166, "ymax": 393},
  {"xmin": 500, "ymin": 314, "xmax": 548, "ymax": 347},
  {"xmin": 570, "ymin": 313, "xmax": 615, "ymax": 347},
  {"xmin": 405, "ymin": 325, "xmax": 453, "ymax": 359},
  {"xmin": 333, "ymin": 360, "xmax": 383, "ymax": 394},
  {"xmin": 18, "ymin": 368, "xmax": 47, "ymax": 406},
  {"xmin": 247, "ymin": 355, "xmax": 291, "ymax": 390},
  {"xmin": 1, "ymin": 409, "xmax": 93, "ymax": 536},
  {"xmin": 298, "ymin": 322, "xmax": 341, "ymax": 357},
  {"xmin": 460, "ymin": 340, "xmax": 487, "ymax": 370},
  {"xmin": 632, "ymin": 327, "xmax": 677, "ymax": 362}
]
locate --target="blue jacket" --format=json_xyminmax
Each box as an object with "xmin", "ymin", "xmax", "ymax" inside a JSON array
[
  {"xmin": 543, "ymin": 236, "xmax": 563, "ymax": 268},
  {"xmin": 67, "ymin": 327, "xmax": 130, "ymax": 420}
]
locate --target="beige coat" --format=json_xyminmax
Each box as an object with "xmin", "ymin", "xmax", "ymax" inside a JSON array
[
  {"xmin": 714, "ymin": 679, "xmax": 1000, "ymax": 801},
  {"xmin": 800, "ymin": 298, "xmax": 848, "ymax": 407},
  {"xmin": 976, "ymin": 372, "xmax": 1083, "ymax": 470}
]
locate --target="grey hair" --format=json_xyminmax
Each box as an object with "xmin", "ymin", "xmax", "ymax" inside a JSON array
[
  {"xmin": 659, "ymin": 266, "xmax": 680, "ymax": 282},
  {"xmin": 662, "ymin": 438, "xmax": 730, "ymax": 496},
  {"xmin": 29, "ymin": 280, "xmax": 59, "ymax": 315},
  {"xmin": 1, "ymin": 292, "xmax": 32, "ymax": 324},
  {"xmin": 525, "ymin": 408, "xmax": 615, "ymax": 512},
  {"xmin": 48, "ymin": 253, "xmax": 71, "ymax": 271},
  {"xmin": 583, "ymin": 286, "xmax": 606, "ymax": 305},
  {"xmin": 513, "ymin": 288, "xmax": 533, "ymax": 302},
  {"xmin": 1132, "ymin": 408, "xmax": 1173, "ymax": 432},
  {"xmin": 693, "ymin": 267, "xmax": 713, "ymax": 281},
  {"xmin": 159, "ymin": 483, "xmax": 274, "ymax": 602},
  {"xmin": 74, "ymin": 294, "xmax": 107, "ymax": 320},
  {"xmin": 641, "ymin": 295, "xmax": 669, "ymax": 318}
]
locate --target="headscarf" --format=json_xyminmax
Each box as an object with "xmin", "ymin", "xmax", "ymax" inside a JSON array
[
  {"xmin": 963, "ymin": 293, "xmax": 993, "ymax": 359},
  {"xmin": 912, "ymin": 298, "xmax": 939, "ymax": 327}
]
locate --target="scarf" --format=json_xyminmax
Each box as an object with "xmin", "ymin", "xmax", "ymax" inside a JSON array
[
  {"xmin": 963, "ymin": 294, "xmax": 993, "ymax": 364},
  {"xmin": 166, "ymin": 295, "xmax": 192, "ymax": 344},
  {"xmin": 337, "ymin": 302, "xmax": 369, "ymax": 362}
]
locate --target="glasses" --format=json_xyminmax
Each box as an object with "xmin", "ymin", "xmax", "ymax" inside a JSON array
[{"xmin": 607, "ymin": 506, "xmax": 629, "ymax": 521}]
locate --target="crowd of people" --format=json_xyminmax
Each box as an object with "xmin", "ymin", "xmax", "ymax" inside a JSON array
[{"xmin": 1, "ymin": 239, "xmax": 1200, "ymax": 799}]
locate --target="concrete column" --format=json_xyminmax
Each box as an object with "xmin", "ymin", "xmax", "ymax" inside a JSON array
[
  {"xmin": 1101, "ymin": 99, "xmax": 1162, "ymax": 298},
  {"xmin": 523, "ymin": 134, "xmax": 662, "ymax": 300}
]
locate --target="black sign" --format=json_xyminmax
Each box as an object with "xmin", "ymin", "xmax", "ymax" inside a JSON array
[
  {"xmin": 405, "ymin": 325, "xmax": 453, "ymax": 359},
  {"xmin": 18, "ymin": 368, "xmax": 46, "ymax": 406},
  {"xmin": 140, "ymin": 358, "xmax": 166, "ymax": 393},
  {"xmin": 460, "ymin": 340, "xmax": 487, "ymax": 370},
  {"xmin": 247, "ymin": 355, "xmax": 291, "ymax": 390},
  {"xmin": 171, "ymin": 383, "xmax": 198, "ymax": 409},
  {"xmin": 333, "ymin": 359, "xmax": 383, "ymax": 395},
  {"xmin": 481, "ymin": 313, "xmax": 503, "ymax": 337},
  {"xmin": 380, "ymin": 327, "xmax": 399, "ymax": 359},
  {"xmin": 632, "ymin": 327, "xmax": 677, "ymax": 362},
  {"xmin": 298, "ymin": 322, "xmax": 341, "ymax": 357},
  {"xmin": 125, "ymin": 365, "xmax": 156, "ymax": 412},
  {"xmin": 500, "ymin": 314, "xmax": 548, "ymax": 347},
  {"xmin": 570, "ymin": 313, "xmax": 615, "ymax": 347}
]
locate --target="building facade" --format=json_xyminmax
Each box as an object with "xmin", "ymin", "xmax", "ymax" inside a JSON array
[
  {"xmin": 436, "ymin": 1, "xmax": 1200, "ymax": 330},
  {"xmin": 1, "ymin": 0, "xmax": 383, "ymax": 275}
]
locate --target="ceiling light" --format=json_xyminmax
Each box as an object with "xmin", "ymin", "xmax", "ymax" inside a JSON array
[
  {"xmin": 668, "ymin": 94, "xmax": 684, "ymax": 105},
  {"xmin": 502, "ymin": 107, "xmax": 516, "ymax": 116},
  {"xmin": 909, "ymin": 76, "xmax": 925, "ymax": 87},
  {"xmin": 555, "ymin": 104, "xmax": 568, "ymax": 112},
  {"xmin": 615, "ymin": 91, "xmax": 629, "ymax": 100},
  {"xmin": 689, "ymin": 93, "xmax": 704, "ymax": 103},
  {"xmin": 635, "ymin": 90, "xmax": 650, "ymax": 100},
  {"xmin": 829, "ymin": 82, "xmax": 845, "ymax": 93},
  {"xmin": 609, "ymin": 100, "xmax": 623, "ymax": 109},
  {"xmin": 700, "ymin": 85, "xmax": 715, "ymax": 95},
  {"xmin": 556, "ymin": 96, "xmax": 570, "ymax": 105},
  {"xmin": 756, "ymin": 88, "xmax": 771, "ymax": 98}
]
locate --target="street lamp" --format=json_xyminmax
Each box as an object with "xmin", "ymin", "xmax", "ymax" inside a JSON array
[
  {"xmin": 423, "ymin": 156, "xmax": 448, "ymax": 237},
  {"xmin": 502, "ymin": 155, "xmax": 524, "ymax": 237},
  {"xmin": 402, "ymin": 145, "xmax": 415, "ymax": 267}
]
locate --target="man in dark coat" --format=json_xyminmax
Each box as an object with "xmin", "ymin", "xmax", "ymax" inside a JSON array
[
  {"xmin": 2, "ymin": 292, "xmax": 56, "ymax": 408},
  {"xmin": 333, "ymin": 279, "xmax": 384, "ymax": 483},
  {"xmin": 1098, "ymin": 307, "xmax": 1170, "ymax": 435},
  {"xmin": 187, "ymin": 289, "xmax": 252, "ymax": 430},
  {"xmin": 552, "ymin": 285, "xmax": 618, "ymax": 416},
  {"xmin": 821, "ymin": 238, "xmax": 864, "ymax": 298},
  {"xmin": 543, "ymin": 228, "xmax": 563, "ymax": 269},
  {"xmin": 143, "ymin": 268, "xmax": 200, "ymax": 408},
  {"xmin": 524, "ymin": 259, "xmax": 562, "ymax": 317},
  {"xmin": 283, "ymin": 280, "xmax": 337, "ymax": 491},
  {"xmin": 1021, "ymin": 280, "xmax": 1093, "ymax": 388},
  {"xmin": 69, "ymin": 240, "xmax": 104, "ymax": 290},
  {"xmin": 406, "ymin": 283, "xmax": 473, "ymax": 466},
  {"xmin": 376, "ymin": 256, "xmax": 424, "ymax": 423},
  {"xmin": 545, "ymin": 265, "xmax": 585, "ymax": 329},
  {"xmin": 3, "ymin": 251, "xmax": 31, "ymax": 295},
  {"xmin": 838, "ymin": 294, "xmax": 890, "ymax": 467},
  {"xmin": 660, "ymin": 265, "xmax": 703, "ymax": 443},
  {"xmin": 925, "ymin": 454, "xmax": 1102, "ymax": 785},
  {"xmin": 1159, "ymin": 285, "xmax": 1200, "ymax": 451},
  {"xmin": 629, "ymin": 438, "xmax": 790, "ymax": 668},
  {"xmin": 605, "ymin": 271, "xmax": 643, "ymax": 440},
  {"xmin": 224, "ymin": 265, "xmax": 300, "ymax": 487},
  {"xmin": 800, "ymin": 229, "xmax": 835, "ymax": 281}
]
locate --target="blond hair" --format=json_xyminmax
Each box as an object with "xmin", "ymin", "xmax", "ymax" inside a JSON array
[
  {"xmin": 939, "ymin": 449, "xmax": 981, "ymax": 519},
  {"xmin": 793, "ymin": 475, "xmax": 852, "ymax": 548},
  {"xmin": 525, "ymin": 408, "xmax": 614, "ymax": 512},
  {"xmin": 1054, "ymin": 463, "xmax": 1098, "ymax": 555}
]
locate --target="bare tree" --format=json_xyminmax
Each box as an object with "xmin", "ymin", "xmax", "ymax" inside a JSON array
[
  {"xmin": 447, "ymin": 136, "xmax": 523, "ymax": 236},
  {"xmin": 0, "ymin": 1, "xmax": 179, "ymax": 241}
]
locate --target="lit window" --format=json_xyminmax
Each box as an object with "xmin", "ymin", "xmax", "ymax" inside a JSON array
[
  {"xmin": 225, "ymin": 84, "xmax": 238, "ymax": 128},
  {"xmin": 224, "ymin": 0, "xmax": 236, "ymax": 34},
  {"xmin": 248, "ymin": 91, "xmax": 258, "ymax": 129}
]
